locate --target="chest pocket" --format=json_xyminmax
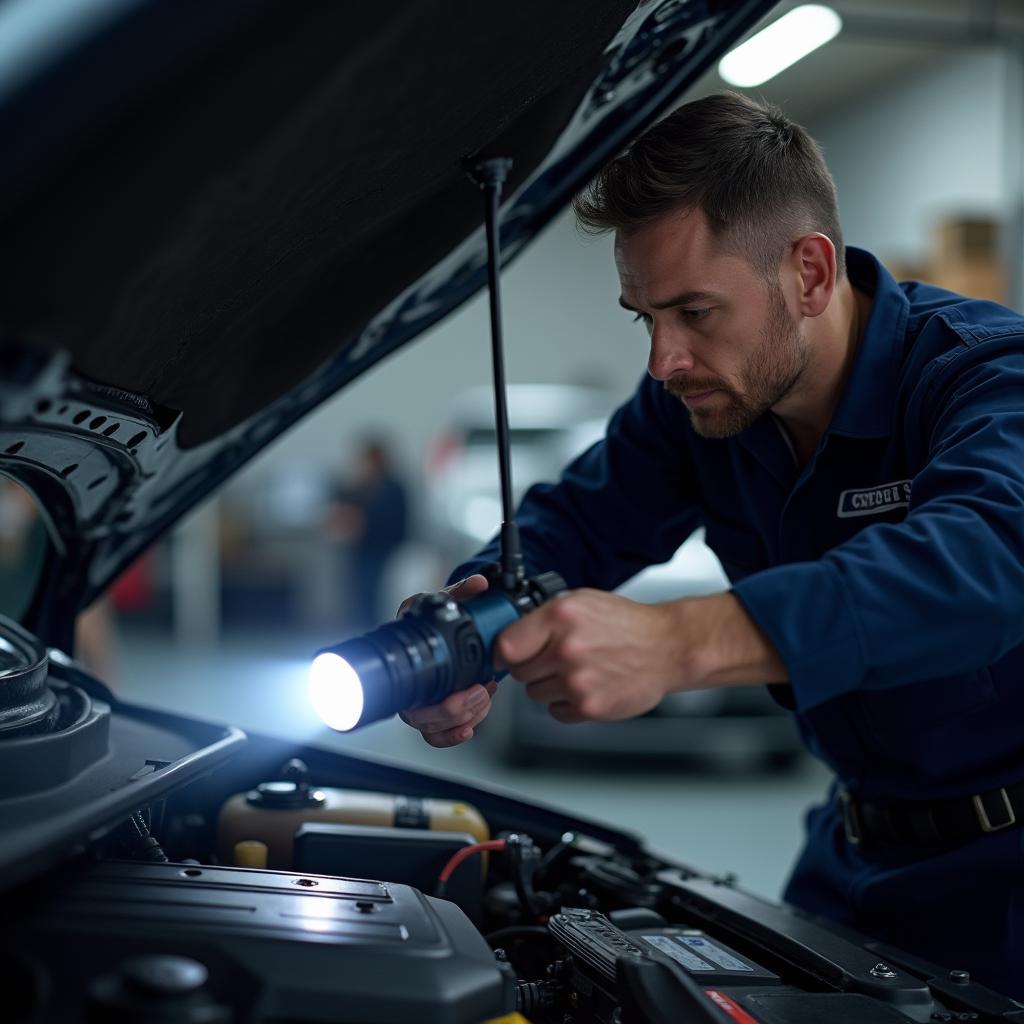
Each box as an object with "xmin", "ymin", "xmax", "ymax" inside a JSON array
[{"xmin": 703, "ymin": 518, "xmax": 764, "ymax": 582}]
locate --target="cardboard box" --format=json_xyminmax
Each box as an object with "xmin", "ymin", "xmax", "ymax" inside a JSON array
[
  {"xmin": 929, "ymin": 260, "xmax": 1006, "ymax": 304},
  {"xmin": 927, "ymin": 216, "xmax": 1007, "ymax": 303},
  {"xmin": 882, "ymin": 259, "xmax": 929, "ymax": 283},
  {"xmin": 933, "ymin": 217, "xmax": 1000, "ymax": 265}
]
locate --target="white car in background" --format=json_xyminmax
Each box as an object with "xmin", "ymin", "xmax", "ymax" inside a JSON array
[
  {"xmin": 425, "ymin": 383, "xmax": 617, "ymax": 562},
  {"xmin": 426, "ymin": 384, "xmax": 802, "ymax": 769}
]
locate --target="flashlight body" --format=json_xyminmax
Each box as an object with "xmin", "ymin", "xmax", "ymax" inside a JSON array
[{"xmin": 314, "ymin": 570, "xmax": 565, "ymax": 730}]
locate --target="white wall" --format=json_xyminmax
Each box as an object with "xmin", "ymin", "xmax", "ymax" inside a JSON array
[{"xmin": 807, "ymin": 48, "xmax": 1011, "ymax": 266}]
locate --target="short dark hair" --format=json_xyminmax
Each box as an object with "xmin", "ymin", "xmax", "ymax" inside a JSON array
[{"xmin": 573, "ymin": 92, "xmax": 845, "ymax": 280}]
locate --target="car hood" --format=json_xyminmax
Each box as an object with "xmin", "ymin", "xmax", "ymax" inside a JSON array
[{"xmin": 0, "ymin": 0, "xmax": 773, "ymax": 646}]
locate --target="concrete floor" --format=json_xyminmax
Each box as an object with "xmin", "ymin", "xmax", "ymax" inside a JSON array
[{"xmin": 116, "ymin": 627, "xmax": 832, "ymax": 902}]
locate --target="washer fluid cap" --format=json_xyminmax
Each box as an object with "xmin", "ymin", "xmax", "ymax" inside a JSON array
[{"xmin": 247, "ymin": 780, "xmax": 326, "ymax": 810}]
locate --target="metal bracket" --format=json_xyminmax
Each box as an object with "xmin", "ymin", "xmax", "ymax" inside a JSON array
[{"xmin": 973, "ymin": 788, "xmax": 1016, "ymax": 833}]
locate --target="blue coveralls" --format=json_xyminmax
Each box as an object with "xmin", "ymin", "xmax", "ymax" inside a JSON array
[{"xmin": 452, "ymin": 248, "xmax": 1024, "ymax": 997}]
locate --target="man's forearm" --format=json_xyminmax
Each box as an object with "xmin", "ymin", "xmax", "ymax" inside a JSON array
[{"xmin": 668, "ymin": 591, "xmax": 789, "ymax": 690}]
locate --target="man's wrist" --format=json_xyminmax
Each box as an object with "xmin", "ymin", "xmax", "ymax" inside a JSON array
[{"xmin": 664, "ymin": 592, "xmax": 789, "ymax": 691}]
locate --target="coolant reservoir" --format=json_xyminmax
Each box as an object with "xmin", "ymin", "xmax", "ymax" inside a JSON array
[{"xmin": 218, "ymin": 767, "xmax": 489, "ymax": 870}]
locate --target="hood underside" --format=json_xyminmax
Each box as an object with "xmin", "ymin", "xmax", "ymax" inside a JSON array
[
  {"xmin": 0, "ymin": 0, "xmax": 774, "ymax": 640},
  {"xmin": 1, "ymin": 0, "xmax": 639, "ymax": 447}
]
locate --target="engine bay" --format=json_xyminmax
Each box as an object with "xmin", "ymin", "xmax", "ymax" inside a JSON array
[{"xmin": 2, "ymin": 637, "xmax": 1021, "ymax": 1024}]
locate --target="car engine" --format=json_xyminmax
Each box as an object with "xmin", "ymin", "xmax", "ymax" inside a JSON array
[{"xmin": 1, "ymin": 635, "xmax": 1019, "ymax": 1023}]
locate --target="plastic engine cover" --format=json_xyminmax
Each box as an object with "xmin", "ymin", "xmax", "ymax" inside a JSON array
[{"xmin": 6, "ymin": 860, "xmax": 514, "ymax": 1023}]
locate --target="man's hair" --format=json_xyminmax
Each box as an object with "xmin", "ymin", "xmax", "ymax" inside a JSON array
[{"xmin": 573, "ymin": 92, "xmax": 845, "ymax": 280}]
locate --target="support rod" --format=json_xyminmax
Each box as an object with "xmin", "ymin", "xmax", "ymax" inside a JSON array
[{"xmin": 469, "ymin": 157, "xmax": 525, "ymax": 592}]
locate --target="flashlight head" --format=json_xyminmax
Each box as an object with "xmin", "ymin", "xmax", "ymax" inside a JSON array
[
  {"xmin": 308, "ymin": 652, "xmax": 364, "ymax": 732},
  {"xmin": 310, "ymin": 571, "xmax": 565, "ymax": 731},
  {"xmin": 308, "ymin": 634, "xmax": 411, "ymax": 732}
]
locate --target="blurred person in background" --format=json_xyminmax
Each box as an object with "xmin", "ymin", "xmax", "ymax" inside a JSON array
[{"xmin": 327, "ymin": 436, "xmax": 409, "ymax": 630}]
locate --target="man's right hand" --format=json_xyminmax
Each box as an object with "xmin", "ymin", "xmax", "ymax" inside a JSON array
[{"xmin": 397, "ymin": 574, "xmax": 497, "ymax": 748}]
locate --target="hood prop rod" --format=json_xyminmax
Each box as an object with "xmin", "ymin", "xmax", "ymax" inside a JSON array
[{"xmin": 468, "ymin": 158, "xmax": 525, "ymax": 594}]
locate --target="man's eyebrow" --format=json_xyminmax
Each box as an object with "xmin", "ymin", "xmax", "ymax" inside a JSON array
[{"xmin": 618, "ymin": 290, "xmax": 721, "ymax": 312}]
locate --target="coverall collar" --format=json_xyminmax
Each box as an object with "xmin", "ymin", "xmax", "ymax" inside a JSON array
[{"xmin": 826, "ymin": 246, "xmax": 910, "ymax": 439}]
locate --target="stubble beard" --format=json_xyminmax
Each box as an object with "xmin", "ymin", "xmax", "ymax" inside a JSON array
[{"xmin": 665, "ymin": 284, "xmax": 808, "ymax": 439}]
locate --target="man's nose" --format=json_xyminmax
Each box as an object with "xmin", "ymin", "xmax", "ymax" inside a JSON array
[{"xmin": 647, "ymin": 325, "xmax": 696, "ymax": 381}]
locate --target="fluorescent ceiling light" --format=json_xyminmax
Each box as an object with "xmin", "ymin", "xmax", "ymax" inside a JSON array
[{"xmin": 718, "ymin": 4, "xmax": 842, "ymax": 88}]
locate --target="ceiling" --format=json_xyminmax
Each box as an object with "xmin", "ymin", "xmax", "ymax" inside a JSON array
[{"xmin": 687, "ymin": 0, "xmax": 1024, "ymax": 124}]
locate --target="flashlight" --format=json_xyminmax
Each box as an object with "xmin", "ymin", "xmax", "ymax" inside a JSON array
[{"xmin": 310, "ymin": 569, "xmax": 565, "ymax": 731}]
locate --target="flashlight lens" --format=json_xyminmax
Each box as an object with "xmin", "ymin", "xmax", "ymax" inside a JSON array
[{"xmin": 309, "ymin": 652, "xmax": 365, "ymax": 731}]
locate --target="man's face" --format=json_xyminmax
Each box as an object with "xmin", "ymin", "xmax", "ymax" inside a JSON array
[{"xmin": 615, "ymin": 207, "xmax": 808, "ymax": 438}]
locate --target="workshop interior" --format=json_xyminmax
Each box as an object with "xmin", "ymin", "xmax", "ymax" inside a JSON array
[{"xmin": 1, "ymin": 1, "xmax": 1023, "ymax": 1022}]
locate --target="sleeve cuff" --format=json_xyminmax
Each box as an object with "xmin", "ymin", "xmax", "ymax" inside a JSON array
[{"xmin": 731, "ymin": 561, "xmax": 867, "ymax": 712}]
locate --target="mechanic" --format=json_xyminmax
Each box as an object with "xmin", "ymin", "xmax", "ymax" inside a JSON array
[{"xmin": 401, "ymin": 93, "xmax": 1024, "ymax": 997}]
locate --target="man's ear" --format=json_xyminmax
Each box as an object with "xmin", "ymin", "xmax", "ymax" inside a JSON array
[{"xmin": 790, "ymin": 233, "xmax": 837, "ymax": 318}]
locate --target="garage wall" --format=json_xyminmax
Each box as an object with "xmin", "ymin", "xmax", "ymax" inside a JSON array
[{"xmin": 806, "ymin": 47, "xmax": 1011, "ymax": 267}]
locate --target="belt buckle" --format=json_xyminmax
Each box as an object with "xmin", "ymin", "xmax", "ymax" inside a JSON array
[
  {"xmin": 839, "ymin": 788, "xmax": 862, "ymax": 845},
  {"xmin": 973, "ymin": 787, "xmax": 1017, "ymax": 833}
]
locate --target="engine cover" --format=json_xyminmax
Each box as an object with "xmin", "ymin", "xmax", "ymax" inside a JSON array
[{"xmin": 4, "ymin": 861, "xmax": 514, "ymax": 1023}]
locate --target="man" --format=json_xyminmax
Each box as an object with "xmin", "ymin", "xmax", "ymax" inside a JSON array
[{"xmin": 401, "ymin": 93, "xmax": 1024, "ymax": 997}]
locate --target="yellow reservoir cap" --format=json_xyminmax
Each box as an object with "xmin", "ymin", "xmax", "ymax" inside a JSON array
[
  {"xmin": 484, "ymin": 1015, "xmax": 532, "ymax": 1024},
  {"xmin": 233, "ymin": 840, "xmax": 269, "ymax": 869}
]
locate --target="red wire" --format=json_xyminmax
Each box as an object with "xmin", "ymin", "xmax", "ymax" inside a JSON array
[{"xmin": 438, "ymin": 839, "xmax": 506, "ymax": 883}]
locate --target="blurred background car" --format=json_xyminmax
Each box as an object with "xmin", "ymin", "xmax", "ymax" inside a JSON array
[
  {"xmin": 425, "ymin": 383, "xmax": 802, "ymax": 768},
  {"xmin": 424, "ymin": 383, "xmax": 614, "ymax": 563}
]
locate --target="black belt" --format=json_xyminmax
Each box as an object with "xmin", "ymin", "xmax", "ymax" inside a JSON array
[{"xmin": 838, "ymin": 782, "xmax": 1024, "ymax": 848}]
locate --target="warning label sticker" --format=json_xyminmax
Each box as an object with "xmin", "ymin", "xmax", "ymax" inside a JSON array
[
  {"xmin": 679, "ymin": 935, "xmax": 754, "ymax": 972},
  {"xmin": 640, "ymin": 934, "xmax": 715, "ymax": 971}
]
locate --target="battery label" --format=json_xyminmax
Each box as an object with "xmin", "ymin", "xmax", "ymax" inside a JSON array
[
  {"xmin": 679, "ymin": 935, "xmax": 754, "ymax": 972},
  {"xmin": 641, "ymin": 934, "xmax": 715, "ymax": 972},
  {"xmin": 704, "ymin": 990, "xmax": 762, "ymax": 1023}
]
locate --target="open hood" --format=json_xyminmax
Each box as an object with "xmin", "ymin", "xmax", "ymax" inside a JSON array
[{"xmin": 0, "ymin": 0, "xmax": 774, "ymax": 646}]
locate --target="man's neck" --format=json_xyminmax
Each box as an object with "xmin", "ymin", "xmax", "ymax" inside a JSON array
[{"xmin": 773, "ymin": 276, "xmax": 871, "ymax": 465}]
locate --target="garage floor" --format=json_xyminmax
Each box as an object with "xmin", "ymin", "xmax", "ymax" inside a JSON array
[{"xmin": 116, "ymin": 629, "xmax": 832, "ymax": 902}]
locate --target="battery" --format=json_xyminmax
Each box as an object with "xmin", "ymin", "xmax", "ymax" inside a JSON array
[{"xmin": 626, "ymin": 928, "xmax": 779, "ymax": 988}]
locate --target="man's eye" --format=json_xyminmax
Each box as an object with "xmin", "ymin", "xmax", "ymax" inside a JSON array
[
  {"xmin": 632, "ymin": 312, "xmax": 651, "ymax": 326},
  {"xmin": 682, "ymin": 307, "xmax": 711, "ymax": 323}
]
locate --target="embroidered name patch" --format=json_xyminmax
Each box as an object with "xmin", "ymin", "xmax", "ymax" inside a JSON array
[{"xmin": 837, "ymin": 480, "xmax": 912, "ymax": 518}]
